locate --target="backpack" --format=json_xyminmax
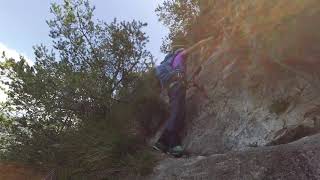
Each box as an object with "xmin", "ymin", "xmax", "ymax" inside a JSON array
[{"xmin": 155, "ymin": 50, "xmax": 185, "ymax": 89}]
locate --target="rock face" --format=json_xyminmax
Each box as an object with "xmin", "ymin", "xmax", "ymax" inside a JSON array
[
  {"xmin": 179, "ymin": 41, "xmax": 320, "ymax": 156},
  {"xmin": 149, "ymin": 45, "xmax": 320, "ymax": 179},
  {"xmin": 150, "ymin": 17, "xmax": 320, "ymax": 180},
  {"xmin": 150, "ymin": 134, "xmax": 320, "ymax": 180},
  {"xmin": 150, "ymin": 3, "xmax": 320, "ymax": 179},
  {"xmin": 149, "ymin": 48, "xmax": 320, "ymax": 178}
]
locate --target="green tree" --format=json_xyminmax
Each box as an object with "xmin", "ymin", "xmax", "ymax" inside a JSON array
[
  {"xmin": 156, "ymin": 0, "xmax": 200, "ymax": 52},
  {"xmin": 0, "ymin": 0, "xmax": 158, "ymax": 178},
  {"xmin": 156, "ymin": 0, "xmax": 223, "ymax": 52}
]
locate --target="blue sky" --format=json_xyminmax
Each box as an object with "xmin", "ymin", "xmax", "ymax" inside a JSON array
[
  {"xmin": 0, "ymin": 0, "xmax": 169, "ymax": 102},
  {"xmin": 0, "ymin": 0, "xmax": 169, "ymax": 62}
]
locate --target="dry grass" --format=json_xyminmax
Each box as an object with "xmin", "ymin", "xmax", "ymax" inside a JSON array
[{"xmin": 0, "ymin": 163, "xmax": 46, "ymax": 180}]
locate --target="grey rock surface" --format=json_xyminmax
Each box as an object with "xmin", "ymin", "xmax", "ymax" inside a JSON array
[
  {"xmin": 148, "ymin": 43, "xmax": 320, "ymax": 179},
  {"xmin": 150, "ymin": 134, "xmax": 320, "ymax": 180},
  {"xmin": 182, "ymin": 45, "xmax": 320, "ymax": 155}
]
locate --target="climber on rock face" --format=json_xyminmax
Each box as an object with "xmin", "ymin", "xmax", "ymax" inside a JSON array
[{"xmin": 152, "ymin": 36, "xmax": 213, "ymax": 157}]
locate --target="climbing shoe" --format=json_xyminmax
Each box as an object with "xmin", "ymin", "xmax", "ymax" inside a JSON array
[
  {"xmin": 153, "ymin": 141, "xmax": 168, "ymax": 153},
  {"xmin": 168, "ymin": 145, "xmax": 184, "ymax": 158}
]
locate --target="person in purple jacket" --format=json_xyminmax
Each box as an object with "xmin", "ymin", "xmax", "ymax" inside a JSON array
[{"xmin": 153, "ymin": 36, "xmax": 213, "ymax": 157}]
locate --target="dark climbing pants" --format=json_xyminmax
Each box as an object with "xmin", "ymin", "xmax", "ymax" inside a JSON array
[{"xmin": 159, "ymin": 82, "xmax": 186, "ymax": 148}]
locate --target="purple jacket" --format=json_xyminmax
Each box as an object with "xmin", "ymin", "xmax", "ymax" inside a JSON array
[{"xmin": 171, "ymin": 51, "xmax": 186, "ymax": 69}]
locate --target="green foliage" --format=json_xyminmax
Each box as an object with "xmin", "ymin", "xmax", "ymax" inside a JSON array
[
  {"xmin": 131, "ymin": 69, "xmax": 168, "ymax": 137},
  {"xmin": 156, "ymin": 0, "xmax": 218, "ymax": 52},
  {"xmin": 156, "ymin": 0, "xmax": 200, "ymax": 52},
  {"xmin": 0, "ymin": 0, "xmax": 159, "ymax": 178},
  {"xmin": 157, "ymin": 0, "xmax": 320, "ymax": 56}
]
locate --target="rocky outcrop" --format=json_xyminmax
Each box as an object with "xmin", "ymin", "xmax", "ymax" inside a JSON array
[
  {"xmin": 150, "ymin": 134, "xmax": 320, "ymax": 180},
  {"xmin": 149, "ymin": 45, "xmax": 320, "ymax": 179},
  {"xmin": 180, "ymin": 42, "xmax": 320, "ymax": 156},
  {"xmin": 179, "ymin": 0, "xmax": 320, "ymax": 156},
  {"xmin": 150, "ymin": 2, "xmax": 320, "ymax": 179},
  {"xmin": 149, "ymin": 46, "xmax": 320, "ymax": 179}
]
